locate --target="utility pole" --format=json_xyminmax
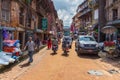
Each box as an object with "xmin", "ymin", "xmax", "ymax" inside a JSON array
[{"xmin": 98, "ymin": 0, "xmax": 106, "ymax": 42}]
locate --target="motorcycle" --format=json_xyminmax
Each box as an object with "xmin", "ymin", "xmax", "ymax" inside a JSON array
[
  {"xmin": 98, "ymin": 26, "xmax": 120, "ymax": 58},
  {"xmin": 62, "ymin": 43, "xmax": 69, "ymax": 54},
  {"xmin": 52, "ymin": 45, "xmax": 58, "ymax": 54},
  {"xmin": 98, "ymin": 41, "xmax": 120, "ymax": 58}
]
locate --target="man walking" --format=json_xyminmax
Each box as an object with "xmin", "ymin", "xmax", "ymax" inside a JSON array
[{"xmin": 24, "ymin": 36, "xmax": 36, "ymax": 64}]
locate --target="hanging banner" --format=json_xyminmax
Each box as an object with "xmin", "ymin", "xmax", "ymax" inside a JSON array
[{"xmin": 42, "ymin": 18, "xmax": 48, "ymax": 30}]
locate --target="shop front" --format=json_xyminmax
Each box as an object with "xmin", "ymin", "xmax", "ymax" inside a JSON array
[
  {"xmin": 25, "ymin": 30, "xmax": 34, "ymax": 43},
  {"xmin": 16, "ymin": 27, "xmax": 25, "ymax": 49},
  {"xmin": 0, "ymin": 27, "xmax": 15, "ymax": 50},
  {"xmin": 0, "ymin": 26, "xmax": 23, "ymax": 66},
  {"xmin": 107, "ymin": 20, "xmax": 120, "ymax": 42},
  {"xmin": 34, "ymin": 29, "xmax": 44, "ymax": 47}
]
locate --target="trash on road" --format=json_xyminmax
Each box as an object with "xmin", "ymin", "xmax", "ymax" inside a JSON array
[
  {"xmin": 108, "ymin": 69, "xmax": 120, "ymax": 74},
  {"xmin": 88, "ymin": 70, "xmax": 104, "ymax": 76}
]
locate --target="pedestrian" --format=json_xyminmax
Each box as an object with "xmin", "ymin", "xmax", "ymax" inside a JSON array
[
  {"xmin": 24, "ymin": 36, "xmax": 36, "ymax": 64},
  {"xmin": 35, "ymin": 38, "xmax": 40, "ymax": 49},
  {"xmin": 47, "ymin": 38, "xmax": 52, "ymax": 49}
]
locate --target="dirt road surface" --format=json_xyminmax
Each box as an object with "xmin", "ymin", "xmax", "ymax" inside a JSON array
[{"xmin": 0, "ymin": 42, "xmax": 120, "ymax": 80}]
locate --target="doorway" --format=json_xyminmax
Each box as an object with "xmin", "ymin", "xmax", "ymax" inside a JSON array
[{"xmin": 19, "ymin": 32, "xmax": 24, "ymax": 49}]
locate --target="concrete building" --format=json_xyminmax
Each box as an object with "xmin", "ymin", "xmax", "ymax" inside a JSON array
[
  {"xmin": 105, "ymin": 0, "xmax": 120, "ymax": 40},
  {"xmin": 72, "ymin": 13, "xmax": 81, "ymax": 29},
  {"xmin": 90, "ymin": 0, "xmax": 99, "ymax": 30},
  {"xmin": 77, "ymin": 0, "xmax": 92, "ymax": 33},
  {"xmin": 106, "ymin": 0, "xmax": 120, "ymax": 27}
]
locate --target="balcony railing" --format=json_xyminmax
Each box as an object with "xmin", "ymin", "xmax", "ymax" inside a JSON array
[
  {"xmin": 90, "ymin": 0, "xmax": 99, "ymax": 7},
  {"xmin": 79, "ymin": 8, "xmax": 92, "ymax": 17}
]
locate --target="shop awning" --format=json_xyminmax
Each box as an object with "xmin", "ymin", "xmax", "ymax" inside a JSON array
[
  {"xmin": 26, "ymin": 30, "xmax": 33, "ymax": 33},
  {"xmin": 16, "ymin": 27, "xmax": 25, "ymax": 31},
  {"xmin": 0, "ymin": 26, "xmax": 16, "ymax": 31},
  {"xmin": 36, "ymin": 29, "xmax": 43, "ymax": 33},
  {"xmin": 107, "ymin": 20, "xmax": 120, "ymax": 26}
]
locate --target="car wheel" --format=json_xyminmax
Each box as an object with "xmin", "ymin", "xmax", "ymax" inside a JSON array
[
  {"xmin": 77, "ymin": 48, "xmax": 82, "ymax": 56},
  {"xmin": 69, "ymin": 45, "xmax": 72, "ymax": 49},
  {"xmin": 75, "ymin": 45, "xmax": 77, "ymax": 51}
]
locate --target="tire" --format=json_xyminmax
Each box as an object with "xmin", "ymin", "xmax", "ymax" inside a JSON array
[
  {"xmin": 54, "ymin": 51, "xmax": 56, "ymax": 54},
  {"xmin": 69, "ymin": 45, "xmax": 72, "ymax": 49},
  {"xmin": 64, "ymin": 50, "xmax": 67, "ymax": 54},
  {"xmin": 77, "ymin": 48, "xmax": 81, "ymax": 56}
]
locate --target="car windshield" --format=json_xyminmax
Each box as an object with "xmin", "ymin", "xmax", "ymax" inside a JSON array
[{"xmin": 79, "ymin": 36, "xmax": 95, "ymax": 41}]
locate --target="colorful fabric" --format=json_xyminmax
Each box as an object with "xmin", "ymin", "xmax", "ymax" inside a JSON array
[{"xmin": 2, "ymin": 28, "xmax": 9, "ymax": 40}]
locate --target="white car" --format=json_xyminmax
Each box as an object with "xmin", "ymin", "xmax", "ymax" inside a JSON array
[
  {"xmin": 75, "ymin": 35, "xmax": 99, "ymax": 55},
  {"xmin": 62, "ymin": 36, "xmax": 72, "ymax": 48}
]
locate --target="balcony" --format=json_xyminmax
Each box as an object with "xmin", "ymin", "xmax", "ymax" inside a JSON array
[
  {"xmin": 90, "ymin": 0, "xmax": 99, "ymax": 7},
  {"xmin": 79, "ymin": 8, "xmax": 92, "ymax": 18},
  {"xmin": 78, "ymin": 5, "xmax": 88, "ymax": 13},
  {"xmin": 106, "ymin": 0, "xmax": 120, "ymax": 9}
]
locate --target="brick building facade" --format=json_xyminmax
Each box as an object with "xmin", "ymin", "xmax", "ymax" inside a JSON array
[{"xmin": 0, "ymin": 0, "xmax": 59, "ymax": 50}]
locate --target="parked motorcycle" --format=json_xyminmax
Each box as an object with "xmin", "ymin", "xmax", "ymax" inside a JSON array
[
  {"xmin": 98, "ymin": 26, "xmax": 120, "ymax": 58},
  {"xmin": 52, "ymin": 45, "xmax": 58, "ymax": 54},
  {"xmin": 98, "ymin": 41, "xmax": 120, "ymax": 58}
]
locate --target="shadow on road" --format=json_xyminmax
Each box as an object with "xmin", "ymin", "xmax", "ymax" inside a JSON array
[
  {"xmin": 78, "ymin": 54, "xmax": 100, "ymax": 59},
  {"xmin": 50, "ymin": 53, "xmax": 57, "ymax": 56},
  {"xmin": 61, "ymin": 53, "xmax": 69, "ymax": 57},
  {"xmin": 19, "ymin": 62, "xmax": 31, "ymax": 68}
]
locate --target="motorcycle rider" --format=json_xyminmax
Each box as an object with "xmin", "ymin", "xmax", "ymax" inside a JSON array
[
  {"xmin": 52, "ymin": 37, "xmax": 58, "ymax": 52},
  {"xmin": 62, "ymin": 38, "xmax": 69, "ymax": 50}
]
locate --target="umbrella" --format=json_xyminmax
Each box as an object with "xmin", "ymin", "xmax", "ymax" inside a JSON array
[{"xmin": 102, "ymin": 26, "xmax": 117, "ymax": 34}]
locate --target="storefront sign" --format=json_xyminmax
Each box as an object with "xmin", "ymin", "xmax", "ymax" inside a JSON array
[{"xmin": 42, "ymin": 18, "xmax": 48, "ymax": 30}]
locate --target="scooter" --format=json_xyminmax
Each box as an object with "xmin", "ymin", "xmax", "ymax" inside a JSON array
[{"xmin": 52, "ymin": 45, "xmax": 58, "ymax": 54}]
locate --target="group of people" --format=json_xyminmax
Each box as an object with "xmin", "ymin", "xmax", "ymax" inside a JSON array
[
  {"xmin": 47, "ymin": 37, "xmax": 59, "ymax": 49},
  {"xmin": 23, "ymin": 36, "xmax": 60, "ymax": 64}
]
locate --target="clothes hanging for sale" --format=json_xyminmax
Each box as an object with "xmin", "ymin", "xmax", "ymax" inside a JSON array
[{"xmin": 2, "ymin": 28, "xmax": 9, "ymax": 40}]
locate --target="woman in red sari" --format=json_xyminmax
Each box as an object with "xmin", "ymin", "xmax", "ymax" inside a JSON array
[{"xmin": 47, "ymin": 38, "xmax": 52, "ymax": 49}]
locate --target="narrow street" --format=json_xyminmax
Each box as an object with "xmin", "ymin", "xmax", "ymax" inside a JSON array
[{"xmin": 1, "ymin": 42, "xmax": 119, "ymax": 80}]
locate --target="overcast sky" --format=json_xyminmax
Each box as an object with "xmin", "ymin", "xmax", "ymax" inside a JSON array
[{"xmin": 53, "ymin": 0, "xmax": 84, "ymax": 27}]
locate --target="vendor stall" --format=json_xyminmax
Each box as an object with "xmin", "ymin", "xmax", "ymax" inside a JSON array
[{"xmin": 0, "ymin": 27, "xmax": 22, "ymax": 66}]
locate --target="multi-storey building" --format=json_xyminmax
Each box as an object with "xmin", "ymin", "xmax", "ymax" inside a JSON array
[
  {"xmin": 77, "ymin": 0, "xmax": 92, "ymax": 32},
  {"xmin": 90, "ymin": 0, "xmax": 99, "ymax": 30},
  {"xmin": 106, "ymin": 0, "xmax": 120, "ymax": 27},
  {"xmin": 105, "ymin": 0, "xmax": 120, "ymax": 40},
  {"xmin": 72, "ymin": 13, "xmax": 81, "ymax": 29},
  {"xmin": 0, "ymin": 0, "xmax": 59, "ymax": 50}
]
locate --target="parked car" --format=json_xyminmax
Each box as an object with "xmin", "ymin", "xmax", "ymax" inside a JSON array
[
  {"xmin": 62, "ymin": 36, "xmax": 72, "ymax": 48},
  {"xmin": 75, "ymin": 35, "xmax": 99, "ymax": 55}
]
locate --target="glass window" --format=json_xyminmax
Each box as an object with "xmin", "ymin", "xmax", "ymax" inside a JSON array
[
  {"xmin": 1, "ymin": 0, "xmax": 10, "ymax": 22},
  {"xmin": 79, "ymin": 37, "xmax": 95, "ymax": 41}
]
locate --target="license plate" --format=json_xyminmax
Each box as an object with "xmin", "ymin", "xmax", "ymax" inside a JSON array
[{"xmin": 88, "ymin": 50, "xmax": 92, "ymax": 52}]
